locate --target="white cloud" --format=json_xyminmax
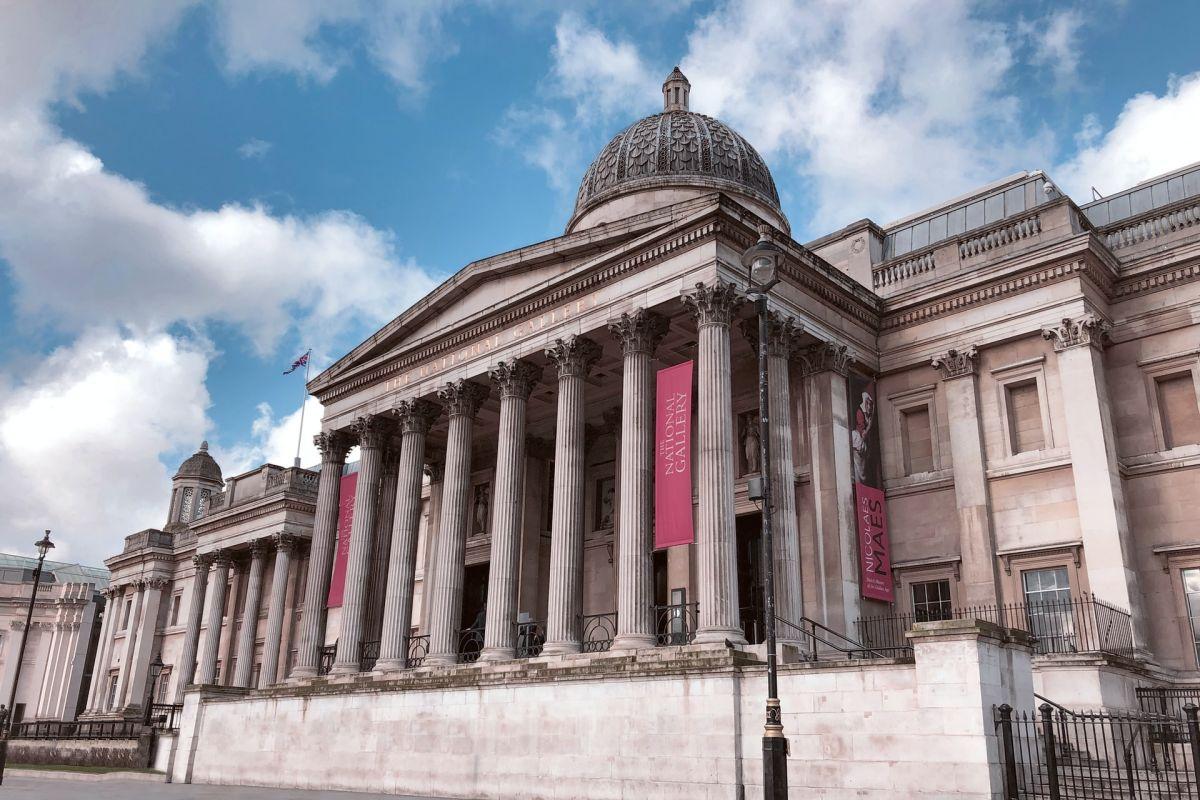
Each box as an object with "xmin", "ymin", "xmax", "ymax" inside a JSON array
[
  {"xmin": 1023, "ymin": 8, "xmax": 1085, "ymax": 90},
  {"xmin": 212, "ymin": 396, "xmax": 331, "ymax": 476},
  {"xmin": 0, "ymin": 328, "xmax": 211, "ymax": 565},
  {"xmin": 238, "ymin": 137, "xmax": 273, "ymax": 159},
  {"xmin": 1055, "ymin": 72, "xmax": 1200, "ymax": 200}
]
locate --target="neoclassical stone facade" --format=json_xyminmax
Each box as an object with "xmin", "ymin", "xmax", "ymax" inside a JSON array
[{"xmin": 87, "ymin": 70, "xmax": 1200, "ymax": 797}]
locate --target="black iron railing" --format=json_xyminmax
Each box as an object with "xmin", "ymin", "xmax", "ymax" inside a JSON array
[
  {"xmin": 148, "ymin": 702, "xmax": 183, "ymax": 731},
  {"xmin": 654, "ymin": 602, "xmax": 699, "ymax": 646},
  {"xmin": 1139, "ymin": 687, "xmax": 1200, "ymax": 720},
  {"xmin": 515, "ymin": 620, "xmax": 545, "ymax": 659},
  {"xmin": 405, "ymin": 634, "xmax": 429, "ymax": 668},
  {"xmin": 855, "ymin": 595, "xmax": 1135, "ymax": 658},
  {"xmin": 11, "ymin": 720, "xmax": 143, "ymax": 740},
  {"xmin": 995, "ymin": 702, "xmax": 1200, "ymax": 799},
  {"xmin": 359, "ymin": 639, "xmax": 380, "ymax": 672},
  {"xmin": 317, "ymin": 644, "xmax": 336, "ymax": 676},
  {"xmin": 581, "ymin": 612, "xmax": 617, "ymax": 653},
  {"xmin": 775, "ymin": 614, "xmax": 911, "ymax": 661},
  {"xmin": 458, "ymin": 626, "xmax": 485, "ymax": 664}
]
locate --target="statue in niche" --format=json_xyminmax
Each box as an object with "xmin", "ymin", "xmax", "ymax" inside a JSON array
[
  {"xmin": 742, "ymin": 413, "xmax": 761, "ymax": 475},
  {"xmin": 473, "ymin": 483, "xmax": 490, "ymax": 535},
  {"xmin": 595, "ymin": 477, "xmax": 615, "ymax": 530}
]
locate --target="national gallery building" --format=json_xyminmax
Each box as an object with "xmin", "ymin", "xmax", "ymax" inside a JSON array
[{"xmin": 81, "ymin": 71, "xmax": 1200, "ymax": 798}]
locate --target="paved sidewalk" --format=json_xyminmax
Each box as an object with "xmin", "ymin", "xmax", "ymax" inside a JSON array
[{"xmin": 3, "ymin": 774, "xmax": 453, "ymax": 799}]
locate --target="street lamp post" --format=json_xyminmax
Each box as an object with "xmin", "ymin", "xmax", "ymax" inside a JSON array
[
  {"xmin": 143, "ymin": 653, "xmax": 165, "ymax": 726},
  {"xmin": 0, "ymin": 529, "xmax": 55, "ymax": 785},
  {"xmin": 741, "ymin": 227, "xmax": 788, "ymax": 799}
]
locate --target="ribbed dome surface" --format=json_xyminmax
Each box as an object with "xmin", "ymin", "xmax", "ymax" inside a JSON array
[{"xmin": 174, "ymin": 441, "xmax": 222, "ymax": 482}]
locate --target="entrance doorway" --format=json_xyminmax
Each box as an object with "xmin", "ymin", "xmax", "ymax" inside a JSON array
[
  {"xmin": 460, "ymin": 563, "xmax": 489, "ymax": 661},
  {"xmin": 736, "ymin": 514, "xmax": 766, "ymax": 645}
]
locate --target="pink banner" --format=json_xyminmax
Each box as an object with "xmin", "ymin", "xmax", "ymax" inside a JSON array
[
  {"xmin": 849, "ymin": 373, "xmax": 895, "ymax": 602},
  {"xmin": 655, "ymin": 361, "xmax": 695, "ymax": 549},
  {"xmin": 326, "ymin": 471, "xmax": 358, "ymax": 608}
]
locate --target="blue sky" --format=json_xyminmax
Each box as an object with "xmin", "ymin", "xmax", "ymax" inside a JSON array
[{"xmin": 0, "ymin": 0, "xmax": 1198, "ymax": 565}]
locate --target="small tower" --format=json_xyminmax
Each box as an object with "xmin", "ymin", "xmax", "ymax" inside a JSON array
[
  {"xmin": 662, "ymin": 66, "xmax": 690, "ymax": 112},
  {"xmin": 165, "ymin": 441, "xmax": 224, "ymax": 532}
]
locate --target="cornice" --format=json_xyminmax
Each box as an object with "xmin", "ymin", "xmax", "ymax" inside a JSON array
[
  {"xmin": 191, "ymin": 497, "xmax": 317, "ymax": 533},
  {"xmin": 1113, "ymin": 255, "xmax": 1200, "ymax": 300}
]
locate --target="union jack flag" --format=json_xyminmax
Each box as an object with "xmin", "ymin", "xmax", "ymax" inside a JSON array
[{"xmin": 283, "ymin": 349, "xmax": 311, "ymax": 375}]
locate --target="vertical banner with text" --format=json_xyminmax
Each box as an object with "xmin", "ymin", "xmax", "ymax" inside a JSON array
[
  {"xmin": 849, "ymin": 373, "xmax": 895, "ymax": 602},
  {"xmin": 655, "ymin": 360, "xmax": 695, "ymax": 549},
  {"xmin": 326, "ymin": 470, "xmax": 358, "ymax": 608}
]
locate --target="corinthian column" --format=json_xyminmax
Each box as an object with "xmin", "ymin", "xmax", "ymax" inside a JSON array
[
  {"xmin": 364, "ymin": 444, "xmax": 401, "ymax": 644},
  {"xmin": 233, "ymin": 540, "xmax": 270, "ymax": 686},
  {"xmin": 259, "ymin": 534, "xmax": 296, "ymax": 686},
  {"xmin": 480, "ymin": 360, "xmax": 542, "ymax": 661},
  {"xmin": 333, "ymin": 415, "xmax": 389, "ymax": 673},
  {"xmin": 683, "ymin": 281, "xmax": 748, "ymax": 645},
  {"xmin": 84, "ymin": 587, "xmax": 118, "ymax": 712},
  {"xmin": 174, "ymin": 557, "xmax": 210, "ymax": 700},
  {"xmin": 608, "ymin": 309, "xmax": 669, "ymax": 649},
  {"xmin": 292, "ymin": 431, "xmax": 351, "ymax": 678},
  {"xmin": 376, "ymin": 400, "xmax": 440, "ymax": 671},
  {"xmin": 112, "ymin": 581, "xmax": 145, "ymax": 707},
  {"xmin": 196, "ymin": 552, "xmax": 232, "ymax": 685},
  {"xmin": 425, "ymin": 380, "xmax": 489, "ymax": 666},
  {"xmin": 542, "ymin": 335, "xmax": 602, "ymax": 655}
]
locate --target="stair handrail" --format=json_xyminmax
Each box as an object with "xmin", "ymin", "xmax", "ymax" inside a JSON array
[{"xmin": 776, "ymin": 614, "xmax": 907, "ymax": 661}]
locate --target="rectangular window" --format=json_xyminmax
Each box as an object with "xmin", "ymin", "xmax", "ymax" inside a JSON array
[
  {"xmin": 170, "ymin": 594, "xmax": 182, "ymax": 627},
  {"xmin": 251, "ymin": 663, "xmax": 261, "ymax": 689},
  {"xmin": 1157, "ymin": 374, "xmax": 1200, "ymax": 449},
  {"xmin": 122, "ymin": 599, "xmax": 133, "ymax": 629},
  {"xmin": 223, "ymin": 585, "xmax": 232, "ymax": 619},
  {"xmin": 156, "ymin": 668, "xmax": 172, "ymax": 703},
  {"xmin": 1006, "ymin": 380, "xmax": 1045, "ymax": 453},
  {"xmin": 911, "ymin": 579, "xmax": 953, "ymax": 622},
  {"xmin": 1182, "ymin": 568, "xmax": 1200, "ymax": 666},
  {"xmin": 106, "ymin": 674, "xmax": 119, "ymax": 710},
  {"xmin": 900, "ymin": 406, "xmax": 934, "ymax": 475},
  {"xmin": 1022, "ymin": 567, "xmax": 1075, "ymax": 653}
]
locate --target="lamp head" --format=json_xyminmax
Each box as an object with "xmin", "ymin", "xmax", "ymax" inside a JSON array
[
  {"xmin": 149, "ymin": 653, "xmax": 165, "ymax": 679},
  {"xmin": 741, "ymin": 224, "xmax": 783, "ymax": 294},
  {"xmin": 34, "ymin": 530, "xmax": 54, "ymax": 559}
]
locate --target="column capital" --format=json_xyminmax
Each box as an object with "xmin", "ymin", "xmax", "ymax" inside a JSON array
[
  {"xmin": 249, "ymin": 538, "xmax": 272, "ymax": 558},
  {"xmin": 438, "ymin": 379, "xmax": 489, "ymax": 418},
  {"xmin": 211, "ymin": 550, "xmax": 234, "ymax": 568},
  {"xmin": 931, "ymin": 346, "xmax": 980, "ymax": 379},
  {"xmin": 351, "ymin": 415, "xmax": 390, "ymax": 450},
  {"xmin": 393, "ymin": 398, "xmax": 440, "ymax": 435},
  {"xmin": 1042, "ymin": 313, "xmax": 1110, "ymax": 352},
  {"xmin": 545, "ymin": 335, "xmax": 602, "ymax": 379},
  {"xmin": 314, "ymin": 430, "xmax": 353, "ymax": 465},
  {"xmin": 488, "ymin": 359, "xmax": 543, "ymax": 400},
  {"xmin": 740, "ymin": 310, "xmax": 803, "ymax": 358},
  {"xmin": 424, "ymin": 459, "xmax": 445, "ymax": 483},
  {"xmin": 193, "ymin": 553, "xmax": 214, "ymax": 570},
  {"xmin": 799, "ymin": 341, "xmax": 853, "ymax": 377},
  {"xmin": 274, "ymin": 532, "xmax": 298, "ymax": 553},
  {"xmin": 682, "ymin": 280, "xmax": 743, "ymax": 327},
  {"xmin": 145, "ymin": 577, "xmax": 171, "ymax": 592},
  {"xmin": 608, "ymin": 309, "xmax": 669, "ymax": 356}
]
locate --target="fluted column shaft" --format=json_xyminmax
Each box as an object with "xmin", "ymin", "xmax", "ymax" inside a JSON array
[
  {"xmin": 684, "ymin": 282, "xmax": 747, "ymax": 645},
  {"xmin": 111, "ymin": 583, "xmax": 144, "ymax": 707},
  {"xmin": 364, "ymin": 447, "xmax": 401, "ymax": 644},
  {"xmin": 481, "ymin": 361, "xmax": 541, "ymax": 661},
  {"xmin": 233, "ymin": 541, "xmax": 269, "ymax": 686},
  {"xmin": 293, "ymin": 432, "xmax": 350, "ymax": 678},
  {"xmin": 196, "ymin": 554, "xmax": 231, "ymax": 685},
  {"xmin": 259, "ymin": 535, "xmax": 296, "ymax": 686},
  {"xmin": 426, "ymin": 381, "xmax": 489, "ymax": 666},
  {"xmin": 85, "ymin": 588, "xmax": 118, "ymax": 712},
  {"xmin": 124, "ymin": 578, "xmax": 166, "ymax": 709},
  {"xmin": 766, "ymin": 318, "xmax": 804, "ymax": 631},
  {"xmin": 174, "ymin": 557, "xmax": 210, "ymax": 701},
  {"xmin": 333, "ymin": 416, "xmax": 388, "ymax": 673},
  {"xmin": 376, "ymin": 401, "xmax": 439, "ymax": 670},
  {"xmin": 543, "ymin": 336, "xmax": 601, "ymax": 655},
  {"xmin": 610, "ymin": 310, "xmax": 668, "ymax": 649}
]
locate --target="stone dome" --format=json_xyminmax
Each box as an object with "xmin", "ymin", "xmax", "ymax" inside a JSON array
[
  {"xmin": 568, "ymin": 67, "xmax": 785, "ymax": 233},
  {"xmin": 174, "ymin": 440, "xmax": 222, "ymax": 483}
]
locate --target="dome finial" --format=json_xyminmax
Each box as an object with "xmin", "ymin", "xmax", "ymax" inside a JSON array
[
  {"xmin": 662, "ymin": 66, "xmax": 690, "ymax": 112},
  {"xmin": 199, "ymin": 440, "xmax": 209, "ymax": 452}
]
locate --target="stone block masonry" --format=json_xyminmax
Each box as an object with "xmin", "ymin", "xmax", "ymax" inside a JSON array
[{"xmin": 172, "ymin": 621, "xmax": 1033, "ymax": 799}]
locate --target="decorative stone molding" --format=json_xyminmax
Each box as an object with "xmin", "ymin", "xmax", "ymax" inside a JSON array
[
  {"xmin": 438, "ymin": 380, "xmax": 489, "ymax": 418},
  {"xmin": 931, "ymin": 347, "xmax": 980, "ymax": 379},
  {"xmin": 1041, "ymin": 313, "xmax": 1110, "ymax": 352},
  {"xmin": 545, "ymin": 335, "xmax": 602, "ymax": 379},
  {"xmin": 488, "ymin": 359, "xmax": 542, "ymax": 400},
  {"xmin": 424, "ymin": 460, "xmax": 445, "ymax": 483},
  {"xmin": 314, "ymin": 431, "xmax": 352, "ymax": 464},
  {"xmin": 145, "ymin": 577, "xmax": 171, "ymax": 592},
  {"xmin": 274, "ymin": 533, "xmax": 298, "ymax": 553},
  {"xmin": 799, "ymin": 341, "xmax": 852, "ymax": 377},
  {"xmin": 211, "ymin": 550, "xmax": 234, "ymax": 568},
  {"xmin": 351, "ymin": 415, "xmax": 389, "ymax": 450},
  {"xmin": 249, "ymin": 539, "xmax": 272, "ymax": 557},
  {"xmin": 608, "ymin": 309, "xmax": 669, "ymax": 356},
  {"xmin": 740, "ymin": 310, "xmax": 802, "ymax": 357},
  {"xmin": 394, "ymin": 398, "xmax": 440, "ymax": 435},
  {"xmin": 681, "ymin": 280, "xmax": 743, "ymax": 327}
]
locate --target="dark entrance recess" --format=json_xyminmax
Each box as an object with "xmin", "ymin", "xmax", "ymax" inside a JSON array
[
  {"xmin": 737, "ymin": 514, "xmax": 766, "ymax": 645},
  {"xmin": 461, "ymin": 563, "xmax": 490, "ymax": 632},
  {"xmin": 653, "ymin": 550, "xmax": 669, "ymax": 607}
]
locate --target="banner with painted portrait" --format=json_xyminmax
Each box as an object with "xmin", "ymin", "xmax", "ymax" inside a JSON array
[{"xmin": 849, "ymin": 373, "xmax": 894, "ymax": 602}]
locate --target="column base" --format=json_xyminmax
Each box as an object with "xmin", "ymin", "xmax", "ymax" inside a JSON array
[
  {"xmin": 423, "ymin": 652, "xmax": 458, "ymax": 667},
  {"xmin": 540, "ymin": 640, "xmax": 581, "ymax": 656},
  {"xmin": 373, "ymin": 658, "xmax": 407, "ymax": 673},
  {"xmin": 478, "ymin": 647, "xmax": 515, "ymax": 662},
  {"xmin": 694, "ymin": 627, "xmax": 748, "ymax": 646},
  {"xmin": 610, "ymin": 633, "xmax": 657, "ymax": 651},
  {"xmin": 290, "ymin": 666, "xmax": 318, "ymax": 679},
  {"xmin": 330, "ymin": 662, "xmax": 361, "ymax": 675}
]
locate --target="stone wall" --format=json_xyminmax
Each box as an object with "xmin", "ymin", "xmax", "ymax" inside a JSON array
[
  {"xmin": 8, "ymin": 732, "xmax": 153, "ymax": 769},
  {"xmin": 172, "ymin": 620, "xmax": 1032, "ymax": 799}
]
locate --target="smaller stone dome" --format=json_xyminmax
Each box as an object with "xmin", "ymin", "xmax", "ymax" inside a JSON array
[{"xmin": 174, "ymin": 441, "xmax": 222, "ymax": 483}]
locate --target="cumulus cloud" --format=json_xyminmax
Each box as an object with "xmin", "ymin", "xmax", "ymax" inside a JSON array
[
  {"xmin": 1022, "ymin": 8, "xmax": 1086, "ymax": 91},
  {"xmin": 238, "ymin": 137, "xmax": 273, "ymax": 159}
]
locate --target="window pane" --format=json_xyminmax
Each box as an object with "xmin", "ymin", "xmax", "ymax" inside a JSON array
[
  {"xmin": 911, "ymin": 579, "xmax": 953, "ymax": 622},
  {"xmin": 1183, "ymin": 568, "xmax": 1200, "ymax": 668},
  {"xmin": 1022, "ymin": 567, "xmax": 1074, "ymax": 653},
  {"xmin": 1006, "ymin": 380, "xmax": 1045, "ymax": 453}
]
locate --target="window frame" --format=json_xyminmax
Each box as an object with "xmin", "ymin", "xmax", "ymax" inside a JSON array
[
  {"xmin": 885, "ymin": 383, "xmax": 941, "ymax": 479},
  {"xmin": 1141, "ymin": 352, "xmax": 1200, "ymax": 453},
  {"xmin": 992, "ymin": 357, "xmax": 1054, "ymax": 458},
  {"xmin": 910, "ymin": 578, "xmax": 955, "ymax": 622}
]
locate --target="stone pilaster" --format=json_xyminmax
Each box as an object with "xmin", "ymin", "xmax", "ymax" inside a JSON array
[
  {"xmin": 124, "ymin": 577, "xmax": 168, "ymax": 711},
  {"xmin": 931, "ymin": 346, "xmax": 1001, "ymax": 607},
  {"xmin": 84, "ymin": 586, "xmax": 118, "ymax": 712},
  {"xmin": 259, "ymin": 535, "xmax": 295, "ymax": 686},
  {"xmin": 609, "ymin": 309, "xmax": 669, "ymax": 649},
  {"xmin": 111, "ymin": 581, "xmax": 145, "ymax": 709},
  {"xmin": 333, "ymin": 415, "xmax": 389, "ymax": 673},
  {"xmin": 293, "ymin": 431, "xmax": 351, "ymax": 678},
  {"xmin": 481, "ymin": 360, "xmax": 542, "ymax": 661},
  {"xmin": 175, "ymin": 556, "xmax": 210, "ymax": 701},
  {"xmin": 542, "ymin": 336, "xmax": 602, "ymax": 655},
  {"xmin": 376, "ymin": 400, "xmax": 440, "ymax": 671},
  {"xmin": 425, "ymin": 381, "xmax": 489, "ymax": 666},
  {"xmin": 1043, "ymin": 313, "xmax": 1147, "ymax": 649},
  {"xmin": 683, "ymin": 281, "xmax": 748, "ymax": 645},
  {"xmin": 364, "ymin": 443, "xmax": 401, "ymax": 645},
  {"xmin": 196, "ymin": 551, "xmax": 232, "ymax": 685},
  {"xmin": 233, "ymin": 540, "xmax": 269, "ymax": 687}
]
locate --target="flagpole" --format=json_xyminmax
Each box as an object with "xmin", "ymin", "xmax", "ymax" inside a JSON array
[{"xmin": 294, "ymin": 351, "xmax": 310, "ymax": 468}]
